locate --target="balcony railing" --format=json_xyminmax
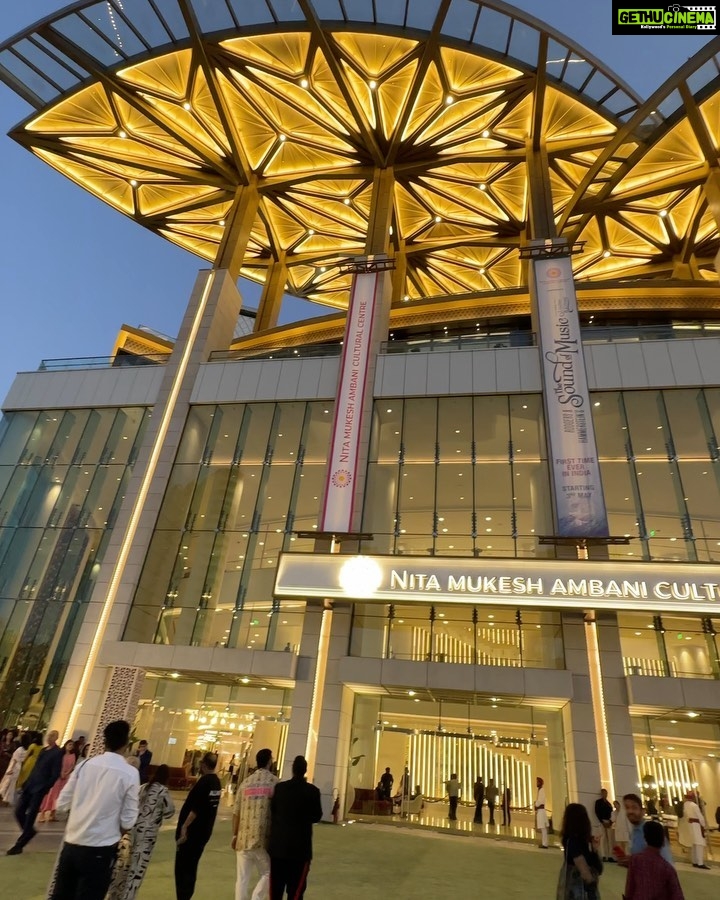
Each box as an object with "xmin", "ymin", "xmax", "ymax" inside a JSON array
[{"xmin": 37, "ymin": 354, "xmax": 171, "ymax": 371}]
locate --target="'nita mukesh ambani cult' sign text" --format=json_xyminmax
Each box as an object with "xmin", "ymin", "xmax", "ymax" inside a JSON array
[
  {"xmin": 534, "ymin": 255, "xmax": 609, "ymax": 538},
  {"xmin": 320, "ymin": 272, "xmax": 379, "ymax": 534},
  {"xmin": 274, "ymin": 554, "xmax": 720, "ymax": 614}
]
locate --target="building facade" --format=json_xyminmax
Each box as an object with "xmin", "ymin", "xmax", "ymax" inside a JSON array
[{"xmin": 1, "ymin": 0, "xmax": 720, "ymax": 827}]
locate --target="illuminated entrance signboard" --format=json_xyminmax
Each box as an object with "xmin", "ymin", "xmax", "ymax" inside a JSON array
[{"xmin": 275, "ymin": 554, "xmax": 720, "ymax": 614}]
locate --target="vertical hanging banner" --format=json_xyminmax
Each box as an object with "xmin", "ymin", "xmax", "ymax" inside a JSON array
[
  {"xmin": 320, "ymin": 271, "xmax": 381, "ymax": 533},
  {"xmin": 534, "ymin": 255, "xmax": 609, "ymax": 538}
]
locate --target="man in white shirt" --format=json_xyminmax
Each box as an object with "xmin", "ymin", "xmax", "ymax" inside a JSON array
[
  {"xmin": 232, "ymin": 748, "xmax": 278, "ymax": 900},
  {"xmin": 535, "ymin": 776, "xmax": 549, "ymax": 848},
  {"xmin": 51, "ymin": 719, "xmax": 139, "ymax": 900},
  {"xmin": 683, "ymin": 790, "xmax": 710, "ymax": 869}
]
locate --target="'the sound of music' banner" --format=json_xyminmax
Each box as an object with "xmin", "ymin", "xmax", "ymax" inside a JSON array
[{"xmin": 534, "ymin": 256, "xmax": 609, "ymax": 538}]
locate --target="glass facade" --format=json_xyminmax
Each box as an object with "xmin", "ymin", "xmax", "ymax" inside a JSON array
[
  {"xmin": 362, "ymin": 394, "xmax": 552, "ymax": 559},
  {"xmin": 0, "ymin": 407, "xmax": 149, "ymax": 727},
  {"xmin": 347, "ymin": 693, "xmax": 566, "ymax": 833},
  {"xmin": 124, "ymin": 401, "xmax": 334, "ymax": 650},
  {"xmin": 593, "ymin": 388, "xmax": 720, "ymax": 562},
  {"xmin": 362, "ymin": 389, "xmax": 720, "ymax": 563},
  {"xmin": 136, "ymin": 674, "xmax": 291, "ymax": 778},
  {"xmin": 632, "ymin": 715, "xmax": 720, "ymax": 814},
  {"xmin": 619, "ymin": 612, "xmax": 720, "ymax": 678},
  {"xmin": 350, "ymin": 603, "xmax": 564, "ymax": 669}
]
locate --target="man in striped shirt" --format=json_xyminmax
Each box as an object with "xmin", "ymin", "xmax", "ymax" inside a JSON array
[{"xmin": 232, "ymin": 749, "xmax": 277, "ymax": 900}]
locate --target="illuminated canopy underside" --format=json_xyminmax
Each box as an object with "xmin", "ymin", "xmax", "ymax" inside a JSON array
[{"xmin": 5, "ymin": 3, "xmax": 720, "ymax": 321}]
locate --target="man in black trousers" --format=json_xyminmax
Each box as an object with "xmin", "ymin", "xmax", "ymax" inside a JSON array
[
  {"xmin": 175, "ymin": 752, "xmax": 222, "ymax": 900},
  {"xmin": 269, "ymin": 755, "xmax": 323, "ymax": 900},
  {"xmin": 7, "ymin": 729, "xmax": 63, "ymax": 855}
]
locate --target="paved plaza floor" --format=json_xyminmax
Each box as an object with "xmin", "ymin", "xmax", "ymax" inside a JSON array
[{"xmin": 1, "ymin": 801, "xmax": 718, "ymax": 899}]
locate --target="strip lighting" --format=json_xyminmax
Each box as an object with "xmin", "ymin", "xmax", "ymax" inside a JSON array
[
  {"xmin": 585, "ymin": 616, "xmax": 616, "ymax": 799},
  {"xmin": 63, "ymin": 271, "xmax": 218, "ymax": 742},
  {"xmin": 304, "ymin": 604, "xmax": 333, "ymax": 777}
]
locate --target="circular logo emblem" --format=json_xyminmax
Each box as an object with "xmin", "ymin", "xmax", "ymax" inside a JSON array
[
  {"xmin": 546, "ymin": 266, "xmax": 561, "ymax": 278},
  {"xmin": 339, "ymin": 557, "xmax": 383, "ymax": 597},
  {"xmin": 331, "ymin": 469, "xmax": 352, "ymax": 488}
]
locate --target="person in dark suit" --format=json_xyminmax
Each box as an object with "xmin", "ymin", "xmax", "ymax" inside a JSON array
[
  {"xmin": 502, "ymin": 786, "xmax": 512, "ymax": 826},
  {"xmin": 136, "ymin": 740, "xmax": 153, "ymax": 784},
  {"xmin": 269, "ymin": 755, "xmax": 322, "ymax": 900},
  {"xmin": 7, "ymin": 730, "xmax": 63, "ymax": 854},
  {"xmin": 473, "ymin": 777, "xmax": 485, "ymax": 824}
]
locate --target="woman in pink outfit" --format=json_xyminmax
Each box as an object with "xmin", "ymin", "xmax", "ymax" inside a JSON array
[{"xmin": 39, "ymin": 740, "xmax": 77, "ymax": 822}]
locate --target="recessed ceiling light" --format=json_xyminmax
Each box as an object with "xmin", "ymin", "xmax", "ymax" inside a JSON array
[
  {"xmin": 183, "ymin": 101, "xmax": 191, "ymax": 111},
  {"xmin": 659, "ymin": 209, "xmax": 668, "ymax": 218},
  {"xmin": 300, "ymin": 78, "xmax": 309, "ymax": 88},
  {"xmin": 445, "ymin": 95, "xmax": 454, "ymax": 105},
  {"xmin": 602, "ymin": 250, "xmax": 611, "ymax": 258},
  {"xmin": 687, "ymin": 711, "xmax": 699, "ymax": 718},
  {"xmin": 368, "ymin": 79, "xmax": 377, "ymax": 89},
  {"xmin": 478, "ymin": 182, "xmax": 487, "ymax": 191},
  {"xmin": 481, "ymin": 129, "xmax": 491, "ymax": 138}
]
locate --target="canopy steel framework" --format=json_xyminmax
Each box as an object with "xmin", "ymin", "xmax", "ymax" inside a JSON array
[{"xmin": 1, "ymin": 0, "xmax": 720, "ymax": 334}]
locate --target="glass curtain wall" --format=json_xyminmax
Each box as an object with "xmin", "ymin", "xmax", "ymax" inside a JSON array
[
  {"xmin": 125, "ymin": 401, "xmax": 334, "ymax": 649},
  {"xmin": 350, "ymin": 602, "xmax": 564, "ymax": 669},
  {"xmin": 362, "ymin": 389, "xmax": 720, "ymax": 563},
  {"xmin": 593, "ymin": 388, "xmax": 720, "ymax": 562},
  {"xmin": 136, "ymin": 675, "xmax": 292, "ymax": 779},
  {"xmin": 347, "ymin": 693, "xmax": 566, "ymax": 835},
  {"xmin": 618, "ymin": 612, "xmax": 720, "ymax": 678},
  {"xmin": 0, "ymin": 407, "xmax": 149, "ymax": 727},
  {"xmin": 632, "ymin": 715, "xmax": 720, "ymax": 819},
  {"xmin": 361, "ymin": 395, "xmax": 553, "ymax": 558}
]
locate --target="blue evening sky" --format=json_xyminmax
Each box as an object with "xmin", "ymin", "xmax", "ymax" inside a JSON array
[{"xmin": 0, "ymin": 2, "xmax": 711, "ymax": 401}]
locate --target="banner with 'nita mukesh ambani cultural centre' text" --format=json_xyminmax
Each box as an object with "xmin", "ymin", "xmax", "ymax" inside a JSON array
[
  {"xmin": 533, "ymin": 256, "xmax": 609, "ymax": 538},
  {"xmin": 320, "ymin": 271, "xmax": 381, "ymax": 534}
]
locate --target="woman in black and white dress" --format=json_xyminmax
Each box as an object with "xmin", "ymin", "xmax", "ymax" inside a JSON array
[{"xmin": 118, "ymin": 764, "xmax": 175, "ymax": 900}]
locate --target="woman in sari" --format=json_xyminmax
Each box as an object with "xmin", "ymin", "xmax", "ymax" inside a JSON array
[{"xmin": 0, "ymin": 732, "xmax": 31, "ymax": 806}]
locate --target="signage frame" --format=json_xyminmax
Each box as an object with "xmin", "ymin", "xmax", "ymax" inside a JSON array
[{"xmin": 275, "ymin": 552, "xmax": 720, "ymax": 615}]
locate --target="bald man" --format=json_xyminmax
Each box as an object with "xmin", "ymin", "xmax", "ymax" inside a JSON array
[{"xmin": 8, "ymin": 731, "xmax": 63, "ymax": 855}]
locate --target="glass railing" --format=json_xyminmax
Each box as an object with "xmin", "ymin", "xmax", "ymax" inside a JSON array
[
  {"xmin": 33, "ymin": 323, "xmax": 720, "ymax": 371},
  {"xmin": 37, "ymin": 354, "xmax": 171, "ymax": 371},
  {"xmin": 380, "ymin": 323, "xmax": 720, "ymax": 355},
  {"xmin": 209, "ymin": 343, "xmax": 343, "ymax": 362}
]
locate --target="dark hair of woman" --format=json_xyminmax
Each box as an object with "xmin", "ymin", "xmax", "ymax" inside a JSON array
[
  {"xmin": 149, "ymin": 764, "xmax": 170, "ymax": 787},
  {"xmin": 20, "ymin": 733, "xmax": 32, "ymax": 750},
  {"xmin": 560, "ymin": 802, "xmax": 592, "ymax": 847}
]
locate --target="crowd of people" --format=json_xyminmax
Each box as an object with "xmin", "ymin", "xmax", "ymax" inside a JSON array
[
  {"xmin": 3, "ymin": 725, "xmax": 718, "ymax": 899},
  {"xmin": 1, "ymin": 723, "xmax": 324, "ymax": 900},
  {"xmin": 559, "ymin": 787, "xmax": 719, "ymax": 900}
]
